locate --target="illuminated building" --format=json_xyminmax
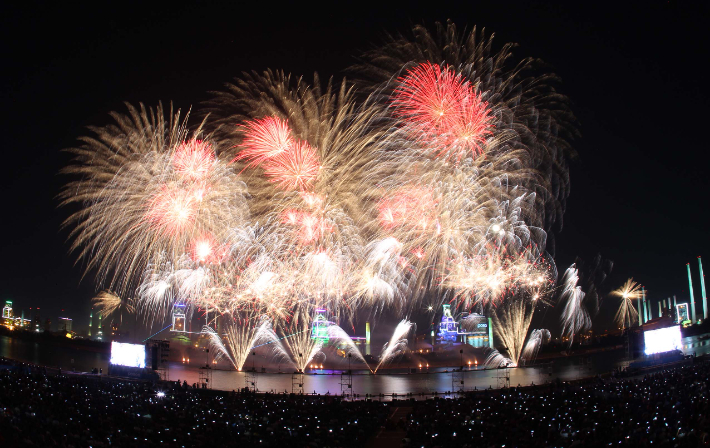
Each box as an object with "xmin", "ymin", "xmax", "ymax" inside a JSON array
[
  {"xmin": 2, "ymin": 301, "xmax": 12, "ymax": 319},
  {"xmin": 437, "ymin": 304, "xmax": 492, "ymax": 348},
  {"xmin": 171, "ymin": 303, "xmax": 186, "ymax": 332},
  {"xmin": 675, "ymin": 303, "xmax": 690, "ymax": 325},
  {"xmin": 59, "ymin": 317, "xmax": 73, "ymax": 333},
  {"xmin": 311, "ymin": 309, "xmax": 330, "ymax": 341},
  {"xmin": 438, "ymin": 305, "xmax": 459, "ymax": 342},
  {"xmin": 1, "ymin": 301, "xmax": 13, "ymax": 329}
]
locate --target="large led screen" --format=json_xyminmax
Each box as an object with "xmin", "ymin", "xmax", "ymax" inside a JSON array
[
  {"xmin": 110, "ymin": 341, "xmax": 146, "ymax": 368},
  {"xmin": 643, "ymin": 325, "xmax": 682, "ymax": 355}
]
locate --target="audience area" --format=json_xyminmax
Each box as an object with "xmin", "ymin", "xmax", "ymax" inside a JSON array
[{"xmin": 0, "ymin": 357, "xmax": 707, "ymax": 447}]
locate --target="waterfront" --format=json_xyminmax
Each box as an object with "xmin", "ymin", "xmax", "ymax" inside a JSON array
[{"xmin": 2, "ymin": 333, "xmax": 709, "ymax": 397}]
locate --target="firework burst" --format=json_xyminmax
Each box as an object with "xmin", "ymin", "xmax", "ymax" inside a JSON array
[
  {"xmin": 391, "ymin": 62, "xmax": 494, "ymax": 162},
  {"xmin": 61, "ymin": 22, "xmax": 576, "ymax": 367},
  {"xmin": 610, "ymin": 278, "xmax": 642, "ymax": 329},
  {"xmin": 91, "ymin": 291, "xmax": 135, "ymax": 324},
  {"xmin": 559, "ymin": 264, "xmax": 591, "ymax": 345},
  {"xmin": 61, "ymin": 103, "xmax": 249, "ymax": 299}
]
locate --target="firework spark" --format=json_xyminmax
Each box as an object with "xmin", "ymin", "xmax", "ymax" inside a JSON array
[
  {"xmin": 204, "ymin": 314, "xmax": 279, "ymax": 371},
  {"xmin": 327, "ymin": 325, "xmax": 372, "ymax": 372},
  {"xmin": 61, "ymin": 103, "xmax": 249, "ymax": 299},
  {"xmin": 521, "ymin": 329, "xmax": 551, "ymax": 364},
  {"xmin": 490, "ymin": 296, "xmax": 539, "ymax": 366},
  {"xmin": 483, "ymin": 348, "xmax": 514, "ymax": 368},
  {"xmin": 559, "ymin": 264, "xmax": 591, "ymax": 345},
  {"xmin": 91, "ymin": 291, "xmax": 135, "ymax": 324},
  {"xmin": 391, "ymin": 62, "xmax": 493, "ymax": 162},
  {"xmin": 374, "ymin": 320, "xmax": 413, "ymax": 373},
  {"xmin": 280, "ymin": 314, "xmax": 324, "ymax": 373},
  {"xmin": 610, "ymin": 278, "xmax": 642, "ymax": 329}
]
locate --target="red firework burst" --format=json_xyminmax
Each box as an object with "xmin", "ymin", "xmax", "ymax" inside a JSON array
[
  {"xmin": 392, "ymin": 63, "xmax": 468, "ymax": 130},
  {"xmin": 235, "ymin": 116, "xmax": 293, "ymax": 167},
  {"xmin": 173, "ymin": 140, "xmax": 215, "ymax": 181},
  {"xmin": 262, "ymin": 140, "xmax": 320, "ymax": 191},
  {"xmin": 391, "ymin": 62, "xmax": 494, "ymax": 161},
  {"xmin": 444, "ymin": 93, "xmax": 494, "ymax": 160}
]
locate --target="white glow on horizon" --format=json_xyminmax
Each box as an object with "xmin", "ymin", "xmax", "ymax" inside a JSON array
[
  {"xmin": 110, "ymin": 341, "xmax": 146, "ymax": 368},
  {"xmin": 644, "ymin": 326, "xmax": 682, "ymax": 355}
]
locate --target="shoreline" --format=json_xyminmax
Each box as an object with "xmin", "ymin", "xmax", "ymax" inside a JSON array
[{"xmin": 2, "ymin": 351, "xmax": 702, "ymax": 402}]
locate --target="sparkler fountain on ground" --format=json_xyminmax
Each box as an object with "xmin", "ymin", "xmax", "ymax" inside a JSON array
[
  {"xmin": 483, "ymin": 349, "xmax": 514, "ymax": 368},
  {"xmin": 327, "ymin": 325, "xmax": 372, "ymax": 372},
  {"xmin": 610, "ymin": 278, "xmax": 642, "ymax": 329},
  {"xmin": 280, "ymin": 313, "xmax": 324, "ymax": 373},
  {"xmin": 374, "ymin": 320, "xmax": 413, "ymax": 373},
  {"xmin": 520, "ymin": 329, "xmax": 551, "ymax": 364},
  {"xmin": 491, "ymin": 296, "xmax": 536, "ymax": 367},
  {"xmin": 203, "ymin": 314, "xmax": 283, "ymax": 372}
]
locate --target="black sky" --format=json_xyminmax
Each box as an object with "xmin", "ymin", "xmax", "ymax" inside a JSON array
[{"xmin": 1, "ymin": 1, "xmax": 708, "ymax": 334}]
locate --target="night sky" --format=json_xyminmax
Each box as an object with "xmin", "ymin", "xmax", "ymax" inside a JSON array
[{"xmin": 1, "ymin": 1, "xmax": 708, "ymax": 336}]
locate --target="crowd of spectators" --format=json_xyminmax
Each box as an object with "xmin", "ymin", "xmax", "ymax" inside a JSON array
[
  {"xmin": 404, "ymin": 359, "xmax": 709, "ymax": 447},
  {"xmin": 0, "ymin": 358, "xmax": 388, "ymax": 447},
  {"xmin": 0, "ymin": 357, "xmax": 708, "ymax": 447}
]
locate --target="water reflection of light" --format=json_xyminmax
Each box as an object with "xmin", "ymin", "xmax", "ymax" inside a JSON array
[{"xmin": 3, "ymin": 333, "xmax": 710, "ymax": 397}]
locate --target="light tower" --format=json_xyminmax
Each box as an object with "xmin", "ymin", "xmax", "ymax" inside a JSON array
[
  {"xmin": 687, "ymin": 263, "xmax": 697, "ymax": 323},
  {"xmin": 97, "ymin": 313, "xmax": 103, "ymax": 340},
  {"xmin": 488, "ymin": 317, "xmax": 494, "ymax": 348},
  {"xmin": 641, "ymin": 287, "xmax": 647, "ymax": 324},
  {"xmin": 88, "ymin": 308, "xmax": 93, "ymax": 337},
  {"xmin": 699, "ymin": 257, "xmax": 707, "ymax": 320}
]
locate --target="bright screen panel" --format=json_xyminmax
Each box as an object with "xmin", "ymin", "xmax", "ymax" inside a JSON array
[
  {"xmin": 643, "ymin": 325, "xmax": 682, "ymax": 355},
  {"xmin": 110, "ymin": 341, "xmax": 146, "ymax": 368}
]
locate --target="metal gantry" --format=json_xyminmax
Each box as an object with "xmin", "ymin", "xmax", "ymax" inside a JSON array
[
  {"xmin": 496, "ymin": 367, "xmax": 510, "ymax": 389},
  {"xmin": 291, "ymin": 372, "xmax": 304, "ymax": 394}
]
